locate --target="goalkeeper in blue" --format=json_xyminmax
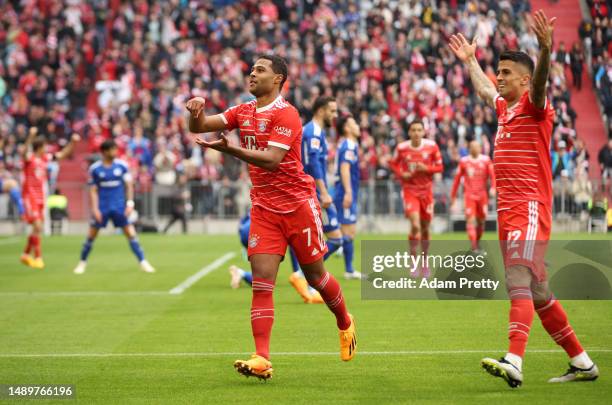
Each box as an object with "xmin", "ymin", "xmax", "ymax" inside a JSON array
[
  {"xmin": 302, "ymin": 96, "xmax": 360, "ymax": 279},
  {"xmin": 73, "ymin": 140, "xmax": 155, "ymax": 274}
]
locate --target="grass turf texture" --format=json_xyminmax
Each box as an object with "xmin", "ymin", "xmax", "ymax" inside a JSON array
[{"xmin": 0, "ymin": 233, "xmax": 610, "ymax": 404}]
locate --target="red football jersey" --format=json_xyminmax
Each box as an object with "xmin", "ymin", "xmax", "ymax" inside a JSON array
[
  {"xmin": 222, "ymin": 95, "xmax": 316, "ymax": 214},
  {"xmin": 450, "ymin": 154, "xmax": 495, "ymax": 201},
  {"xmin": 493, "ymin": 91, "xmax": 554, "ymax": 210},
  {"xmin": 391, "ymin": 138, "xmax": 443, "ymax": 197},
  {"xmin": 22, "ymin": 153, "xmax": 51, "ymax": 203}
]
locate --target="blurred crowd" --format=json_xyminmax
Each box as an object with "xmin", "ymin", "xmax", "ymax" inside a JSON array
[{"xmin": 0, "ymin": 0, "xmax": 609, "ymax": 217}]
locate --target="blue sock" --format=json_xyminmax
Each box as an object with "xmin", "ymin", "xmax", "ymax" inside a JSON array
[
  {"xmin": 289, "ymin": 248, "xmax": 301, "ymax": 272},
  {"xmin": 243, "ymin": 271, "xmax": 253, "ymax": 285},
  {"xmin": 323, "ymin": 237, "xmax": 343, "ymax": 260},
  {"xmin": 129, "ymin": 238, "xmax": 145, "ymax": 262},
  {"xmin": 342, "ymin": 236, "xmax": 354, "ymax": 273},
  {"xmin": 9, "ymin": 187, "xmax": 24, "ymax": 215},
  {"xmin": 80, "ymin": 237, "xmax": 94, "ymax": 261}
]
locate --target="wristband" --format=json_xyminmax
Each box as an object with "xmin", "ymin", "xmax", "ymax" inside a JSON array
[{"xmin": 126, "ymin": 200, "xmax": 135, "ymax": 208}]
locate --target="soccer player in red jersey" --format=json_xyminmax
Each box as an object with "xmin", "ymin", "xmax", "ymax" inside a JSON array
[
  {"xmin": 186, "ymin": 55, "xmax": 356, "ymax": 380},
  {"xmin": 450, "ymin": 140, "xmax": 495, "ymax": 252},
  {"xmin": 390, "ymin": 120, "xmax": 443, "ymax": 278},
  {"xmin": 450, "ymin": 10, "xmax": 598, "ymax": 387},
  {"xmin": 20, "ymin": 128, "xmax": 80, "ymax": 269}
]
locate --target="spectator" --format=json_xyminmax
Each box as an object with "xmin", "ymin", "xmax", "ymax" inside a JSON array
[
  {"xmin": 552, "ymin": 140, "xmax": 575, "ymax": 180},
  {"xmin": 153, "ymin": 139, "xmax": 177, "ymax": 186},
  {"xmin": 570, "ymin": 42, "xmax": 585, "ymax": 90},
  {"xmin": 599, "ymin": 138, "xmax": 612, "ymax": 180}
]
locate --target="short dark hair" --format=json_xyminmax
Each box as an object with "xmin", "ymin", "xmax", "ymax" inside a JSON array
[
  {"xmin": 313, "ymin": 96, "xmax": 336, "ymax": 114},
  {"xmin": 336, "ymin": 113, "xmax": 353, "ymax": 136},
  {"xmin": 100, "ymin": 139, "xmax": 117, "ymax": 152},
  {"xmin": 257, "ymin": 54, "xmax": 288, "ymax": 91},
  {"xmin": 499, "ymin": 50, "xmax": 534, "ymax": 76},
  {"xmin": 407, "ymin": 119, "xmax": 424, "ymax": 131},
  {"xmin": 32, "ymin": 136, "xmax": 46, "ymax": 152}
]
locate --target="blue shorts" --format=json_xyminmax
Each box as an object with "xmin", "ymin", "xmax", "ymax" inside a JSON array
[
  {"xmin": 334, "ymin": 199, "xmax": 358, "ymax": 225},
  {"xmin": 92, "ymin": 210, "xmax": 130, "ymax": 229},
  {"xmin": 321, "ymin": 203, "xmax": 339, "ymax": 233}
]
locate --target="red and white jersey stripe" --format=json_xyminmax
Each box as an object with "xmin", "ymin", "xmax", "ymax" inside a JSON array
[
  {"xmin": 493, "ymin": 91, "xmax": 554, "ymax": 210},
  {"xmin": 222, "ymin": 95, "xmax": 317, "ymax": 213}
]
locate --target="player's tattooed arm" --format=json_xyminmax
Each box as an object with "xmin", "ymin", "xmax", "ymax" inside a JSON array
[
  {"xmin": 448, "ymin": 34, "xmax": 497, "ymax": 108},
  {"xmin": 195, "ymin": 134, "xmax": 288, "ymax": 171},
  {"xmin": 186, "ymin": 97, "xmax": 227, "ymax": 133},
  {"xmin": 530, "ymin": 10, "xmax": 556, "ymax": 109},
  {"xmin": 55, "ymin": 133, "xmax": 81, "ymax": 161}
]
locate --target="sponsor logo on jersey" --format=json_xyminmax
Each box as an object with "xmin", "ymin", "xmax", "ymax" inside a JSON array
[
  {"xmin": 100, "ymin": 180, "xmax": 122, "ymax": 187},
  {"xmin": 113, "ymin": 168, "xmax": 122, "ymax": 176},
  {"xmin": 345, "ymin": 150, "xmax": 356, "ymax": 161},
  {"xmin": 244, "ymin": 135, "xmax": 257, "ymax": 150},
  {"xmin": 311, "ymin": 248, "xmax": 319, "ymax": 256},
  {"xmin": 274, "ymin": 126, "xmax": 292, "ymax": 137},
  {"xmin": 249, "ymin": 233, "xmax": 260, "ymax": 248},
  {"xmin": 310, "ymin": 138, "xmax": 320, "ymax": 149}
]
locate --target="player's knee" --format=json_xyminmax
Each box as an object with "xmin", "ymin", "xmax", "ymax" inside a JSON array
[
  {"xmin": 505, "ymin": 265, "xmax": 532, "ymax": 289},
  {"xmin": 301, "ymin": 260, "xmax": 325, "ymax": 283}
]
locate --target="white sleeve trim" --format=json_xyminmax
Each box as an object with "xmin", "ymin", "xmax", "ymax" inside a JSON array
[
  {"xmin": 220, "ymin": 113, "xmax": 228, "ymax": 124},
  {"xmin": 268, "ymin": 141, "xmax": 290, "ymax": 150}
]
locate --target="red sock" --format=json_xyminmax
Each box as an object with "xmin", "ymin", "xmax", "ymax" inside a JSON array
[
  {"xmin": 251, "ymin": 278, "xmax": 275, "ymax": 360},
  {"xmin": 508, "ymin": 287, "xmax": 535, "ymax": 357},
  {"xmin": 311, "ymin": 272, "xmax": 351, "ymax": 330},
  {"xmin": 476, "ymin": 223, "xmax": 484, "ymax": 241},
  {"xmin": 24, "ymin": 235, "xmax": 34, "ymax": 255},
  {"xmin": 536, "ymin": 297, "xmax": 584, "ymax": 357},
  {"xmin": 409, "ymin": 235, "xmax": 419, "ymax": 256},
  {"xmin": 32, "ymin": 235, "xmax": 41, "ymax": 258},
  {"xmin": 466, "ymin": 223, "xmax": 478, "ymax": 249},
  {"xmin": 421, "ymin": 236, "xmax": 430, "ymax": 256}
]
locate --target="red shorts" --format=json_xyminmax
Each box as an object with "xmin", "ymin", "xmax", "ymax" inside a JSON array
[
  {"xmin": 402, "ymin": 190, "xmax": 433, "ymax": 222},
  {"xmin": 497, "ymin": 201, "xmax": 551, "ymax": 282},
  {"xmin": 465, "ymin": 197, "xmax": 488, "ymax": 220},
  {"xmin": 248, "ymin": 198, "xmax": 328, "ymax": 265},
  {"xmin": 24, "ymin": 197, "xmax": 45, "ymax": 224}
]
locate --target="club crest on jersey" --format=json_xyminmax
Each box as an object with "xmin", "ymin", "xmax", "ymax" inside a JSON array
[
  {"xmin": 258, "ymin": 121, "xmax": 267, "ymax": 132},
  {"xmin": 249, "ymin": 234, "xmax": 260, "ymax": 248},
  {"xmin": 422, "ymin": 152, "xmax": 428, "ymax": 159},
  {"xmin": 113, "ymin": 168, "xmax": 122, "ymax": 176}
]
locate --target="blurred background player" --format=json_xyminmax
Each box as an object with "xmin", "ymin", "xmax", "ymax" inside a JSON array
[
  {"xmin": 450, "ymin": 139, "xmax": 496, "ymax": 252},
  {"xmin": 0, "ymin": 174, "xmax": 24, "ymax": 219},
  {"xmin": 390, "ymin": 120, "xmax": 443, "ymax": 278},
  {"xmin": 302, "ymin": 96, "xmax": 358, "ymax": 279},
  {"xmin": 228, "ymin": 212, "xmax": 323, "ymax": 304},
  {"xmin": 188, "ymin": 54, "xmax": 356, "ymax": 380},
  {"xmin": 20, "ymin": 128, "xmax": 79, "ymax": 269},
  {"xmin": 73, "ymin": 140, "xmax": 155, "ymax": 274},
  {"xmin": 450, "ymin": 10, "xmax": 598, "ymax": 387},
  {"xmin": 162, "ymin": 174, "xmax": 191, "ymax": 234},
  {"xmin": 333, "ymin": 114, "xmax": 362, "ymax": 279}
]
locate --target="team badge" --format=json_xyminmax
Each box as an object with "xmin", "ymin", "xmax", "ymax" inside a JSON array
[
  {"xmin": 258, "ymin": 121, "xmax": 267, "ymax": 132},
  {"xmin": 249, "ymin": 233, "xmax": 260, "ymax": 248},
  {"xmin": 113, "ymin": 168, "xmax": 122, "ymax": 176},
  {"xmin": 422, "ymin": 152, "xmax": 428, "ymax": 159}
]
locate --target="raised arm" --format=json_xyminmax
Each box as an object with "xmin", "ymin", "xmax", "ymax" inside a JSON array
[
  {"xmin": 55, "ymin": 134, "xmax": 81, "ymax": 161},
  {"xmin": 449, "ymin": 34, "xmax": 497, "ymax": 108},
  {"xmin": 530, "ymin": 10, "xmax": 556, "ymax": 109},
  {"xmin": 186, "ymin": 97, "xmax": 227, "ymax": 133},
  {"xmin": 22, "ymin": 127, "xmax": 38, "ymax": 158}
]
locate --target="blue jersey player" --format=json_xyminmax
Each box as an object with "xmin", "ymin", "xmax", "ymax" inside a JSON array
[
  {"xmin": 0, "ymin": 175, "xmax": 24, "ymax": 218},
  {"xmin": 73, "ymin": 140, "xmax": 155, "ymax": 274},
  {"xmin": 302, "ymin": 97, "xmax": 359, "ymax": 279},
  {"xmin": 333, "ymin": 114, "xmax": 361, "ymax": 278}
]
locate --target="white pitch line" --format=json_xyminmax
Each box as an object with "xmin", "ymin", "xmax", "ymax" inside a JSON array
[
  {"xmin": 1, "ymin": 349, "xmax": 611, "ymax": 358},
  {"xmin": 0, "ymin": 291, "xmax": 169, "ymax": 297},
  {"xmin": 169, "ymin": 252, "xmax": 236, "ymax": 295}
]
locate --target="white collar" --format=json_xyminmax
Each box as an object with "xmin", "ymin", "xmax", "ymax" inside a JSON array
[{"xmin": 256, "ymin": 95, "xmax": 283, "ymax": 113}]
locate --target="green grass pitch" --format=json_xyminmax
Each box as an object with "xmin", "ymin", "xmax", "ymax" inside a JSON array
[{"xmin": 0, "ymin": 232, "xmax": 610, "ymax": 404}]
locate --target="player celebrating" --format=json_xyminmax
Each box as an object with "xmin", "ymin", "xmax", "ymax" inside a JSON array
[
  {"xmin": 187, "ymin": 54, "xmax": 356, "ymax": 380},
  {"xmin": 332, "ymin": 114, "xmax": 362, "ymax": 279},
  {"xmin": 449, "ymin": 10, "xmax": 598, "ymax": 387},
  {"xmin": 73, "ymin": 140, "xmax": 155, "ymax": 274},
  {"xmin": 450, "ymin": 140, "xmax": 495, "ymax": 252},
  {"xmin": 20, "ymin": 128, "xmax": 79, "ymax": 269},
  {"xmin": 390, "ymin": 120, "xmax": 442, "ymax": 278},
  {"xmin": 302, "ymin": 96, "xmax": 359, "ymax": 279}
]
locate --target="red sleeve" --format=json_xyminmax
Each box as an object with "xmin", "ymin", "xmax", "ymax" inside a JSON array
[
  {"xmin": 390, "ymin": 148, "xmax": 403, "ymax": 178},
  {"xmin": 221, "ymin": 105, "xmax": 240, "ymax": 131},
  {"xmin": 427, "ymin": 144, "xmax": 443, "ymax": 174},
  {"xmin": 450, "ymin": 161, "xmax": 464, "ymax": 200},
  {"xmin": 526, "ymin": 95, "xmax": 552, "ymax": 121},
  {"xmin": 488, "ymin": 159, "xmax": 496, "ymax": 190},
  {"xmin": 267, "ymin": 107, "xmax": 302, "ymax": 151}
]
